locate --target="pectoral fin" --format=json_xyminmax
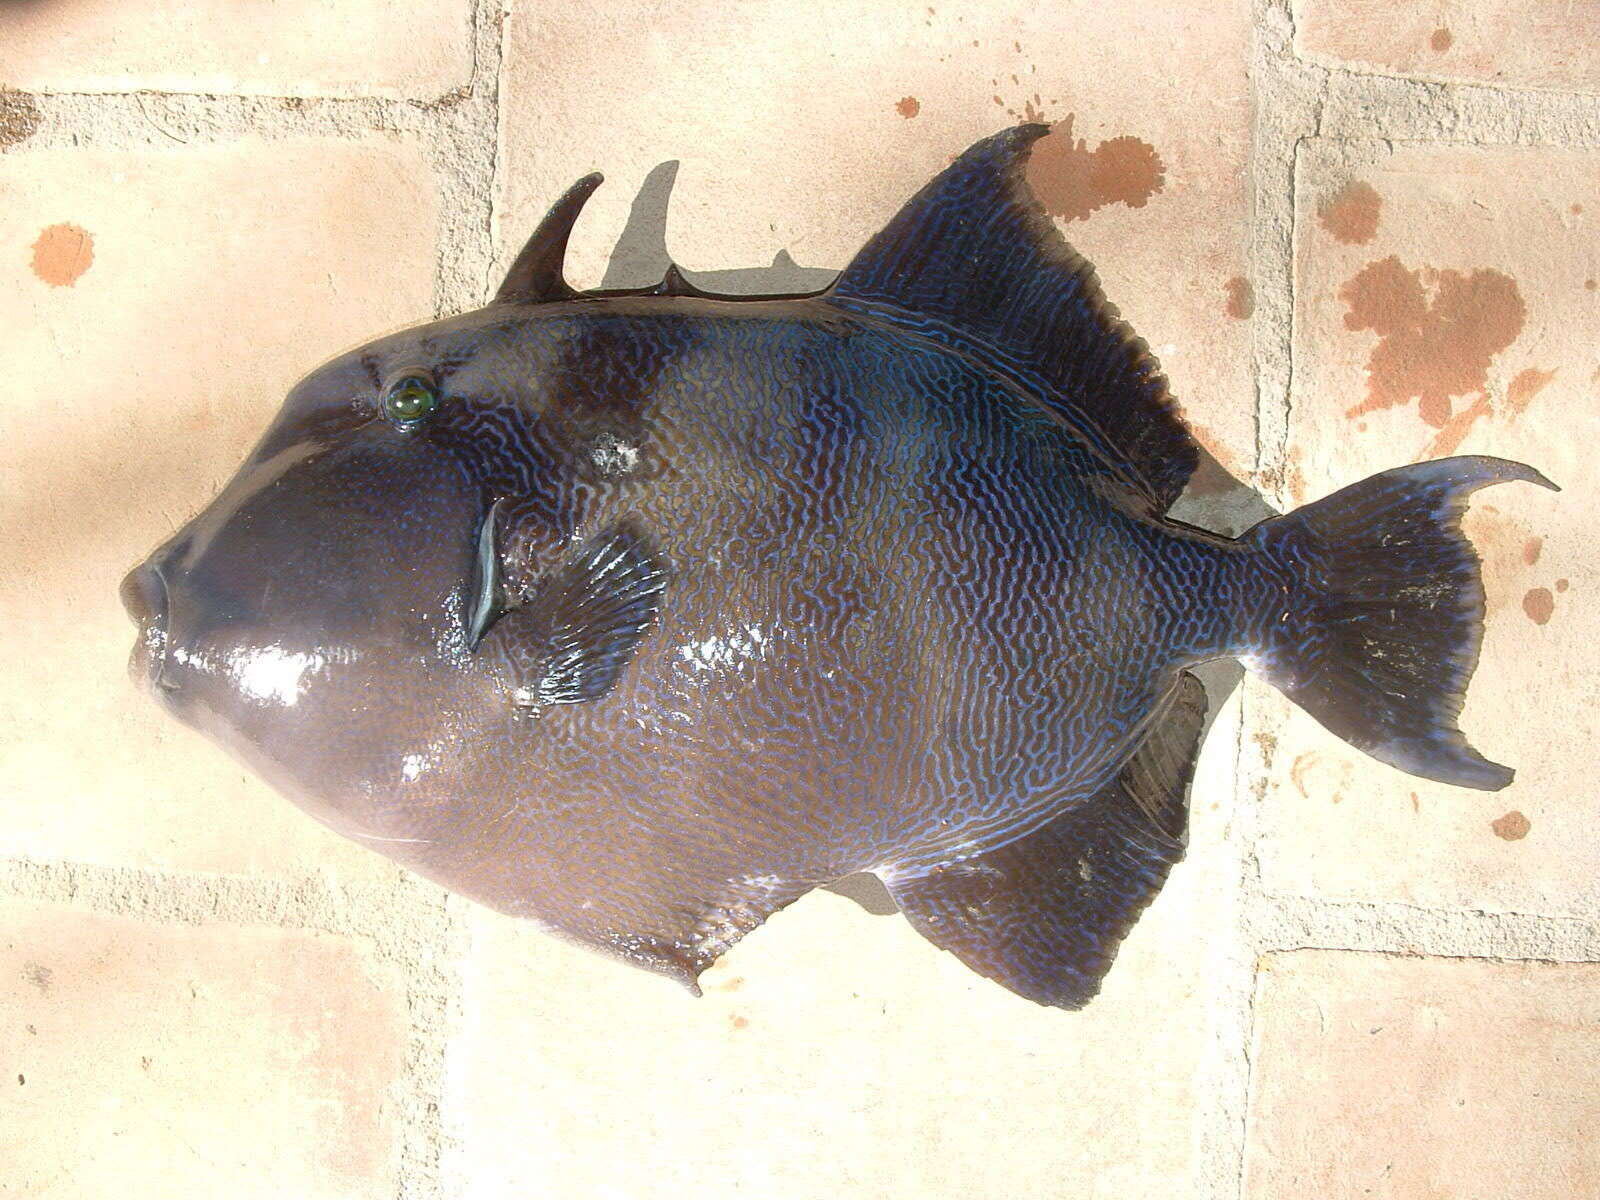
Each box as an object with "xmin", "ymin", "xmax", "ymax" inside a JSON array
[{"xmin": 479, "ymin": 522, "xmax": 667, "ymax": 709}]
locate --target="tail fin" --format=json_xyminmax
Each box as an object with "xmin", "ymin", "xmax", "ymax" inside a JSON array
[{"xmin": 1242, "ymin": 455, "xmax": 1556, "ymax": 791}]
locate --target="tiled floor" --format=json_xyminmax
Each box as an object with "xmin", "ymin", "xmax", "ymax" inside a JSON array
[{"xmin": 2, "ymin": 3, "xmax": 1596, "ymax": 1197}]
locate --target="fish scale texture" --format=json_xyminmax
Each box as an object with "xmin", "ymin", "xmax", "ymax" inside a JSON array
[{"xmin": 183, "ymin": 297, "xmax": 1247, "ymax": 993}]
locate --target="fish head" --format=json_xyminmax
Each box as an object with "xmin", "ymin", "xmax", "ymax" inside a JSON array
[{"xmin": 117, "ymin": 309, "xmax": 572, "ymax": 826}]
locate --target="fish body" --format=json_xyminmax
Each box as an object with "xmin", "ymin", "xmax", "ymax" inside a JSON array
[{"xmin": 122, "ymin": 126, "xmax": 1551, "ymax": 1007}]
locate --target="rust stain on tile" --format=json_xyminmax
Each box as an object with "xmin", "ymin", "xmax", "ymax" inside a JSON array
[
  {"xmin": 1491, "ymin": 810, "xmax": 1531, "ymax": 841},
  {"xmin": 1224, "ymin": 275, "xmax": 1255, "ymax": 320},
  {"xmin": 0, "ymin": 89, "xmax": 41, "ymax": 149},
  {"xmin": 1505, "ymin": 367, "xmax": 1556, "ymax": 416},
  {"xmin": 728, "ymin": 1013, "xmax": 750, "ymax": 1031},
  {"xmin": 1341, "ymin": 257, "xmax": 1525, "ymax": 428},
  {"xmin": 1423, "ymin": 366, "xmax": 1551, "ymax": 458},
  {"xmin": 1318, "ymin": 180, "xmax": 1382, "ymax": 246},
  {"xmin": 1556, "ymin": 577, "xmax": 1569, "ymax": 594},
  {"xmin": 1523, "ymin": 536, "xmax": 1543, "ymax": 567},
  {"xmin": 1430, "ymin": 27, "xmax": 1453, "ymax": 53},
  {"xmin": 1290, "ymin": 752, "xmax": 1318, "ymax": 800},
  {"xmin": 1025, "ymin": 115, "xmax": 1164, "ymax": 224},
  {"xmin": 30, "ymin": 223, "xmax": 95, "ymax": 287},
  {"xmin": 1422, "ymin": 394, "xmax": 1490, "ymax": 458},
  {"xmin": 894, "ymin": 96, "xmax": 920, "ymax": 119},
  {"xmin": 991, "ymin": 84, "xmax": 1052, "ymax": 126},
  {"xmin": 1522, "ymin": 587, "xmax": 1555, "ymax": 625}
]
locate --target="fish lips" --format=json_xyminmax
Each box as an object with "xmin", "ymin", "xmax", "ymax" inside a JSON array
[{"xmin": 119, "ymin": 558, "xmax": 178, "ymax": 700}]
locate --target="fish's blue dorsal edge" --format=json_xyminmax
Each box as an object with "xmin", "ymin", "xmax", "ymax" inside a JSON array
[{"xmin": 827, "ymin": 123, "xmax": 1200, "ymax": 512}]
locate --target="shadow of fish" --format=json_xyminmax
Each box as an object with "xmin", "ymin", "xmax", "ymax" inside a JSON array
[{"xmin": 120, "ymin": 125, "xmax": 1553, "ymax": 1009}]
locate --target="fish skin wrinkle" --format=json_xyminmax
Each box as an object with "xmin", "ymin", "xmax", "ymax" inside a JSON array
[{"xmin": 120, "ymin": 125, "xmax": 1552, "ymax": 1009}]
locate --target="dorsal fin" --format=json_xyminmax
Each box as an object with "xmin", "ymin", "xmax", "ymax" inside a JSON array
[
  {"xmin": 495, "ymin": 172, "xmax": 604, "ymax": 305},
  {"xmin": 827, "ymin": 124, "xmax": 1197, "ymax": 511},
  {"xmin": 655, "ymin": 262, "xmax": 698, "ymax": 297}
]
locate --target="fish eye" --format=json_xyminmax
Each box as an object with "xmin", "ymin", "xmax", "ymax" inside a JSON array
[{"xmin": 383, "ymin": 375, "xmax": 440, "ymax": 430}]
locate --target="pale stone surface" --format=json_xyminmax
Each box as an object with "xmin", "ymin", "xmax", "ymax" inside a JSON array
[
  {"xmin": 0, "ymin": 0, "xmax": 472, "ymax": 98},
  {"xmin": 0, "ymin": 137, "xmax": 438, "ymax": 879},
  {"xmin": 497, "ymin": 0, "xmax": 1257, "ymax": 493},
  {"xmin": 1294, "ymin": 0, "xmax": 1600, "ymax": 93},
  {"xmin": 1257, "ymin": 140, "xmax": 1600, "ymax": 915},
  {"xmin": 1244, "ymin": 951, "xmax": 1600, "ymax": 1198},
  {"xmin": 444, "ymin": 699, "xmax": 1243, "ymax": 1200},
  {"xmin": 0, "ymin": 897, "xmax": 407, "ymax": 1198}
]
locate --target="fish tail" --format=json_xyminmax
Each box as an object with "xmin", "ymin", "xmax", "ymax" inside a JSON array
[{"xmin": 1239, "ymin": 455, "xmax": 1556, "ymax": 791}]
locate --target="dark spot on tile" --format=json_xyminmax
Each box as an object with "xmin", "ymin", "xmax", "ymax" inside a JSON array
[
  {"xmin": 31, "ymin": 223, "xmax": 95, "ymax": 287},
  {"xmin": 1491, "ymin": 810, "xmax": 1530, "ymax": 841},
  {"xmin": 1430, "ymin": 27, "xmax": 1453, "ymax": 52},
  {"xmin": 1523, "ymin": 536, "xmax": 1543, "ymax": 566},
  {"xmin": 1026, "ymin": 114, "xmax": 1164, "ymax": 223},
  {"xmin": 15, "ymin": 1074, "xmax": 22, "ymax": 1087},
  {"xmin": 1318, "ymin": 180, "xmax": 1382, "ymax": 245},
  {"xmin": 22, "ymin": 963, "xmax": 52, "ymax": 994},
  {"xmin": 1585, "ymin": 279, "xmax": 1596, "ymax": 291},
  {"xmin": 1522, "ymin": 586, "xmax": 1554, "ymax": 625},
  {"xmin": 1340, "ymin": 256, "xmax": 1524, "ymax": 429},
  {"xmin": 894, "ymin": 96, "xmax": 920, "ymax": 119},
  {"xmin": 0, "ymin": 88, "xmax": 40, "ymax": 149},
  {"xmin": 1224, "ymin": 275, "xmax": 1255, "ymax": 319}
]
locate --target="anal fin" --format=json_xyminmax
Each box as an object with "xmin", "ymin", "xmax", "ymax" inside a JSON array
[{"xmin": 884, "ymin": 673, "xmax": 1207, "ymax": 1009}]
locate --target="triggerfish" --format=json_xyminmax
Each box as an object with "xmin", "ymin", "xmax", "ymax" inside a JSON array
[{"xmin": 121, "ymin": 125, "xmax": 1552, "ymax": 1007}]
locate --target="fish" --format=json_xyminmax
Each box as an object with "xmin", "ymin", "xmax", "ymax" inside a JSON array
[{"xmin": 120, "ymin": 124, "xmax": 1553, "ymax": 1009}]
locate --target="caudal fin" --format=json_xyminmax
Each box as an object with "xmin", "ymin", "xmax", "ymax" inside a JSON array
[{"xmin": 1243, "ymin": 455, "xmax": 1556, "ymax": 791}]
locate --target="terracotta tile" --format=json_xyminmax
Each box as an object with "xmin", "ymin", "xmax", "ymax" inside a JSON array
[
  {"xmin": 1244, "ymin": 951, "xmax": 1600, "ymax": 1199},
  {"xmin": 0, "ymin": 0, "xmax": 472, "ymax": 98},
  {"xmin": 1256, "ymin": 141, "xmax": 1599, "ymax": 914},
  {"xmin": 1294, "ymin": 0, "xmax": 1600, "ymax": 92},
  {"xmin": 0, "ymin": 137, "xmax": 438, "ymax": 879},
  {"xmin": 1, "ymin": 898, "xmax": 407, "ymax": 1198},
  {"xmin": 496, "ymin": 0, "xmax": 1256, "ymax": 493},
  {"xmin": 445, "ymin": 699, "xmax": 1242, "ymax": 1199}
]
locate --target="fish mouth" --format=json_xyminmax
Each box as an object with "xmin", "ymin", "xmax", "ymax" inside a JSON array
[
  {"xmin": 119, "ymin": 560, "xmax": 177, "ymax": 692},
  {"xmin": 465, "ymin": 498, "xmax": 506, "ymax": 649}
]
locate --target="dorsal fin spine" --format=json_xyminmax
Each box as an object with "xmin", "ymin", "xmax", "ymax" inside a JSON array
[{"xmin": 495, "ymin": 172, "xmax": 605, "ymax": 305}]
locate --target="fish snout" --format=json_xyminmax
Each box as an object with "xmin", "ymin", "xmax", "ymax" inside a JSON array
[
  {"xmin": 120, "ymin": 560, "xmax": 167, "ymax": 628},
  {"xmin": 120, "ymin": 559, "xmax": 174, "ymax": 691}
]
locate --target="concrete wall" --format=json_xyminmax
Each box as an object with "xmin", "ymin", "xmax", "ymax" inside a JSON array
[{"xmin": 3, "ymin": 2, "xmax": 1597, "ymax": 1196}]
